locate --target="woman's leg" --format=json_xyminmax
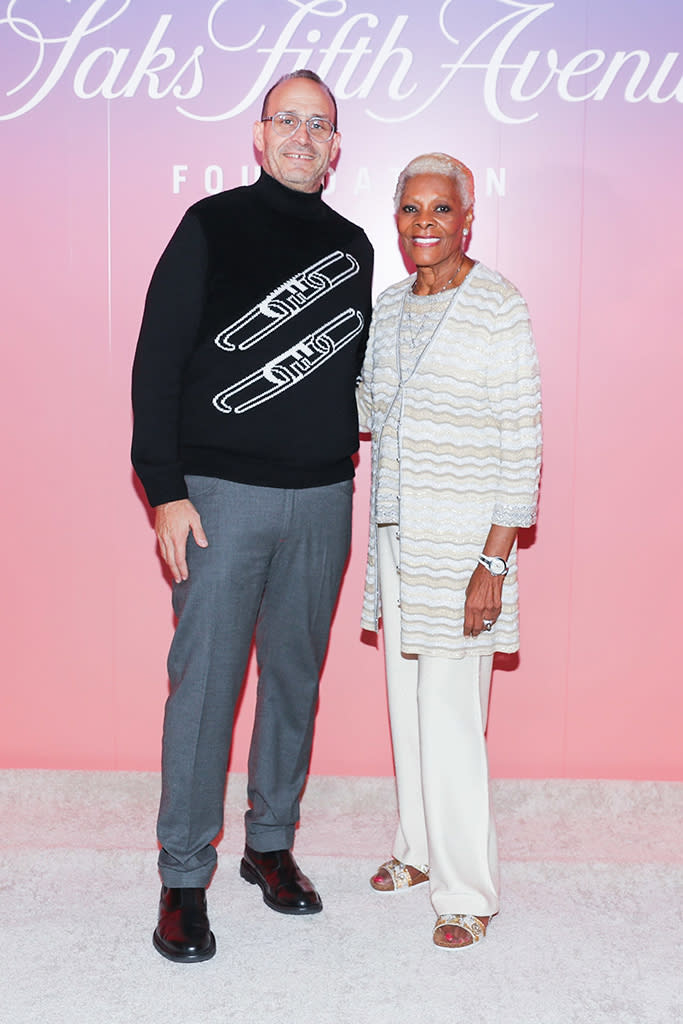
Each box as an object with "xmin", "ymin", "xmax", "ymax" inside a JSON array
[
  {"xmin": 417, "ymin": 653, "xmax": 499, "ymax": 918},
  {"xmin": 377, "ymin": 525, "xmax": 429, "ymax": 869}
]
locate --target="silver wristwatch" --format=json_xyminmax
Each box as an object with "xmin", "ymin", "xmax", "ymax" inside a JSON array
[{"xmin": 478, "ymin": 554, "xmax": 509, "ymax": 577}]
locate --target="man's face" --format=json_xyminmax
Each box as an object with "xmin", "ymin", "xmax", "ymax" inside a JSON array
[{"xmin": 253, "ymin": 78, "xmax": 341, "ymax": 193}]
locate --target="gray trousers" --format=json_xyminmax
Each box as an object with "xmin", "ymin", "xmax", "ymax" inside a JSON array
[{"xmin": 157, "ymin": 475, "xmax": 353, "ymax": 887}]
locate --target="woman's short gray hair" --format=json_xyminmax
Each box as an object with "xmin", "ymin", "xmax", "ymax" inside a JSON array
[{"xmin": 393, "ymin": 153, "xmax": 475, "ymax": 213}]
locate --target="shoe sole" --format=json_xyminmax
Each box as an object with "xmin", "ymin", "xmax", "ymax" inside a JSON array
[
  {"xmin": 239, "ymin": 858, "xmax": 323, "ymax": 915},
  {"xmin": 152, "ymin": 929, "xmax": 217, "ymax": 963}
]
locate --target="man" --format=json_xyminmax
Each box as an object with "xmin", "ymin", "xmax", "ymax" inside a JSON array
[{"xmin": 132, "ymin": 70, "xmax": 373, "ymax": 963}]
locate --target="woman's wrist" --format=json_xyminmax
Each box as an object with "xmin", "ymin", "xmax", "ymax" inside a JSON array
[{"xmin": 478, "ymin": 553, "xmax": 508, "ymax": 577}]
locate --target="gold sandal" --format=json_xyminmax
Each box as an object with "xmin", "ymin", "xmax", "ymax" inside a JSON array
[
  {"xmin": 370, "ymin": 857, "xmax": 429, "ymax": 891},
  {"xmin": 433, "ymin": 913, "xmax": 489, "ymax": 948}
]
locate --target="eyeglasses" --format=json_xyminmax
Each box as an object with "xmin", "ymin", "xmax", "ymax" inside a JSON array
[{"xmin": 262, "ymin": 112, "xmax": 336, "ymax": 143}]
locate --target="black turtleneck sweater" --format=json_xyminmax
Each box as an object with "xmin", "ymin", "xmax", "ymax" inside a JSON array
[{"xmin": 132, "ymin": 171, "xmax": 374, "ymax": 507}]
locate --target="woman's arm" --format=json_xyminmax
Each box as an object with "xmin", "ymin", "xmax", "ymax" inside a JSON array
[
  {"xmin": 487, "ymin": 289, "xmax": 542, "ymax": 529},
  {"xmin": 463, "ymin": 286, "xmax": 542, "ymax": 637},
  {"xmin": 463, "ymin": 524, "xmax": 517, "ymax": 637}
]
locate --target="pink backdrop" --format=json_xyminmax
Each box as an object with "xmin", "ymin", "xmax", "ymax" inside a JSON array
[{"xmin": 3, "ymin": 1, "xmax": 682, "ymax": 779}]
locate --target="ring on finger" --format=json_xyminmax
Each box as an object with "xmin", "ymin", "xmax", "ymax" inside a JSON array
[{"xmin": 483, "ymin": 619, "xmax": 494, "ymax": 631}]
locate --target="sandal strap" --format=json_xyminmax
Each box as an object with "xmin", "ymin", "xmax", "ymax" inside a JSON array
[
  {"xmin": 380, "ymin": 858, "xmax": 430, "ymax": 890},
  {"xmin": 433, "ymin": 914, "xmax": 487, "ymax": 943}
]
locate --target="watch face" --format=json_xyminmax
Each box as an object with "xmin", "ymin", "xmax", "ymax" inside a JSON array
[{"xmin": 489, "ymin": 557, "xmax": 506, "ymax": 575}]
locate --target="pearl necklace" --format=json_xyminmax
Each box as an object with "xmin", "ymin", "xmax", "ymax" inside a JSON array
[{"xmin": 411, "ymin": 249, "xmax": 466, "ymax": 295}]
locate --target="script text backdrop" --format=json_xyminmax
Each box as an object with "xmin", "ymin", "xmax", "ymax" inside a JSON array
[{"xmin": 2, "ymin": 0, "xmax": 682, "ymax": 778}]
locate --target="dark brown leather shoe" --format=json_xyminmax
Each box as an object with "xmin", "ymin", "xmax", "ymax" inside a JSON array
[
  {"xmin": 152, "ymin": 886, "xmax": 216, "ymax": 962},
  {"xmin": 240, "ymin": 845, "xmax": 322, "ymax": 915}
]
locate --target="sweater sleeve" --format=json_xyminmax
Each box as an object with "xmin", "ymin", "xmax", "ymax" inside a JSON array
[
  {"xmin": 356, "ymin": 303, "xmax": 376, "ymax": 433},
  {"xmin": 486, "ymin": 289, "xmax": 542, "ymax": 528},
  {"xmin": 131, "ymin": 212, "xmax": 208, "ymax": 507},
  {"xmin": 355, "ymin": 236, "xmax": 374, "ymax": 380}
]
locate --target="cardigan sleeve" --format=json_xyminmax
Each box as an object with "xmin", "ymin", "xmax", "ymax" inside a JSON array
[{"xmin": 486, "ymin": 288, "xmax": 542, "ymax": 528}]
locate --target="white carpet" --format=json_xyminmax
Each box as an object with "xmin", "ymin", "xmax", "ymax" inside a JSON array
[{"xmin": 2, "ymin": 772, "xmax": 681, "ymax": 1024}]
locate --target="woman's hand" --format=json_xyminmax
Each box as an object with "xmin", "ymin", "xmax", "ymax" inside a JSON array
[
  {"xmin": 463, "ymin": 563, "xmax": 504, "ymax": 637},
  {"xmin": 464, "ymin": 525, "xmax": 518, "ymax": 636}
]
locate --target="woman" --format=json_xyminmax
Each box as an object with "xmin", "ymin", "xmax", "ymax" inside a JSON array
[{"xmin": 358, "ymin": 153, "xmax": 542, "ymax": 948}]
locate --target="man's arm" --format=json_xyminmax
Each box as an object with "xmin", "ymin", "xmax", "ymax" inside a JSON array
[
  {"xmin": 132, "ymin": 212, "xmax": 210, "ymax": 577},
  {"xmin": 155, "ymin": 499, "xmax": 209, "ymax": 583},
  {"xmin": 132, "ymin": 211, "xmax": 208, "ymax": 506}
]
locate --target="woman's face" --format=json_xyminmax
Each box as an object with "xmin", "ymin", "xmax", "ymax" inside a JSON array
[{"xmin": 397, "ymin": 173, "xmax": 472, "ymax": 270}]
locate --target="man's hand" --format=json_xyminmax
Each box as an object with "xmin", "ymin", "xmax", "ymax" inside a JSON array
[
  {"xmin": 463, "ymin": 563, "xmax": 504, "ymax": 638},
  {"xmin": 154, "ymin": 499, "xmax": 208, "ymax": 583}
]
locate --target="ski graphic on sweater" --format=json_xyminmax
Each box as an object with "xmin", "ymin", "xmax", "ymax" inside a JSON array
[
  {"xmin": 213, "ymin": 308, "xmax": 364, "ymax": 415},
  {"xmin": 214, "ymin": 251, "xmax": 359, "ymax": 352}
]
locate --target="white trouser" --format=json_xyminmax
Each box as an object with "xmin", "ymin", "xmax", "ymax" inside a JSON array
[{"xmin": 378, "ymin": 525, "xmax": 499, "ymax": 917}]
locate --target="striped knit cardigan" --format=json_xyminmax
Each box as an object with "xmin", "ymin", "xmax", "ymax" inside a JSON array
[{"xmin": 357, "ymin": 262, "xmax": 542, "ymax": 658}]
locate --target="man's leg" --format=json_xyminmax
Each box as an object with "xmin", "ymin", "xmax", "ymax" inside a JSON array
[
  {"xmin": 244, "ymin": 480, "xmax": 353, "ymax": 851},
  {"xmin": 157, "ymin": 477, "xmax": 277, "ymax": 886}
]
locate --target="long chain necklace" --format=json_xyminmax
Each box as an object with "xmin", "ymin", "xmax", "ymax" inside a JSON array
[
  {"xmin": 411, "ymin": 249, "xmax": 466, "ymax": 295},
  {"xmin": 398, "ymin": 282, "xmax": 461, "ymax": 366},
  {"xmin": 404, "ymin": 251, "xmax": 466, "ymax": 349},
  {"xmin": 402, "ymin": 297, "xmax": 447, "ymax": 349}
]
